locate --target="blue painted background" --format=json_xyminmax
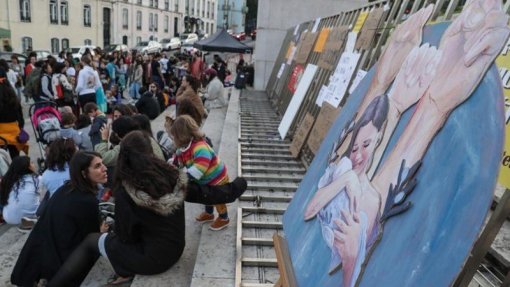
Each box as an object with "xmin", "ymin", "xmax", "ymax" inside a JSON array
[{"xmin": 282, "ymin": 23, "xmax": 505, "ymax": 287}]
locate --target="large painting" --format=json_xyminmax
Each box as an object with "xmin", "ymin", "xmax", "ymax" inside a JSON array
[{"xmin": 282, "ymin": 1, "xmax": 510, "ymax": 286}]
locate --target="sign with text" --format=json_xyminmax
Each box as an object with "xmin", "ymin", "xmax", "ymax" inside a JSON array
[
  {"xmin": 290, "ymin": 113, "xmax": 316, "ymax": 158},
  {"xmin": 497, "ymin": 37, "xmax": 510, "ymax": 188},
  {"xmin": 318, "ymin": 26, "xmax": 349, "ymax": 70},
  {"xmin": 355, "ymin": 8, "xmax": 385, "ymax": 50}
]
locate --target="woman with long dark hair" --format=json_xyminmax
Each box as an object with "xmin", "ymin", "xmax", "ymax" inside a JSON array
[
  {"xmin": 0, "ymin": 69, "xmax": 26, "ymax": 159},
  {"xmin": 11, "ymin": 151, "xmax": 108, "ymax": 286},
  {"xmin": 40, "ymin": 138, "xmax": 77, "ymax": 196},
  {"xmin": 0, "ymin": 156, "xmax": 39, "ymax": 229}
]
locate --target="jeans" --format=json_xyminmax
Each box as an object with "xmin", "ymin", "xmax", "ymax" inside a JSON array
[{"xmin": 129, "ymin": 82, "xmax": 141, "ymax": 99}]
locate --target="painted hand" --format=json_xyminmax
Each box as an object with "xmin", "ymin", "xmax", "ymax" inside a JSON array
[
  {"xmin": 428, "ymin": 0, "xmax": 510, "ymax": 115},
  {"xmin": 380, "ymin": 159, "xmax": 421, "ymax": 222},
  {"xmin": 375, "ymin": 4, "xmax": 434, "ymax": 88},
  {"xmin": 333, "ymin": 198, "xmax": 362, "ymax": 287},
  {"xmin": 389, "ymin": 44, "xmax": 441, "ymax": 114}
]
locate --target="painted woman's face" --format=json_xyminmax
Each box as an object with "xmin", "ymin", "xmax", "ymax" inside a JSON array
[
  {"xmin": 349, "ymin": 122, "xmax": 379, "ymax": 175},
  {"xmin": 86, "ymin": 156, "xmax": 108, "ymax": 185}
]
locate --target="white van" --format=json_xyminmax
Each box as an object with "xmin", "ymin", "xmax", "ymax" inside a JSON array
[{"xmin": 179, "ymin": 33, "xmax": 199, "ymax": 45}]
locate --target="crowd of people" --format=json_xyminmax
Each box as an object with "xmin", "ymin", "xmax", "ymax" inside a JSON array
[{"xmin": 0, "ymin": 47, "xmax": 247, "ymax": 286}]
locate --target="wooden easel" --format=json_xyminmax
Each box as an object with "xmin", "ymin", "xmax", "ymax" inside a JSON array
[{"xmin": 273, "ymin": 233, "xmax": 297, "ymax": 287}]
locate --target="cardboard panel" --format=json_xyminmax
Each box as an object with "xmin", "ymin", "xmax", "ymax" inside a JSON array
[
  {"xmin": 355, "ymin": 8, "xmax": 385, "ymax": 50},
  {"xmin": 290, "ymin": 113, "xmax": 316, "ymax": 158},
  {"xmin": 306, "ymin": 103, "xmax": 341, "ymax": 154}
]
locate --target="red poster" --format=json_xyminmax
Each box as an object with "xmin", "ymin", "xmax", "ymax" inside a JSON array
[{"xmin": 287, "ymin": 64, "xmax": 305, "ymax": 94}]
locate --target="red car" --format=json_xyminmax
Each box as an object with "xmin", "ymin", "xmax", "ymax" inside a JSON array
[{"xmin": 234, "ymin": 32, "xmax": 246, "ymax": 41}]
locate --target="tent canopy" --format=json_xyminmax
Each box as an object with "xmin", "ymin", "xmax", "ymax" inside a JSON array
[{"xmin": 194, "ymin": 29, "xmax": 252, "ymax": 53}]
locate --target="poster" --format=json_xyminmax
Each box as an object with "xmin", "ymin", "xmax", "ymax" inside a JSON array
[
  {"xmin": 296, "ymin": 32, "xmax": 319, "ymax": 64},
  {"xmin": 497, "ymin": 37, "xmax": 510, "ymax": 188},
  {"xmin": 355, "ymin": 8, "xmax": 385, "ymax": 50},
  {"xmin": 324, "ymin": 52, "xmax": 361, "ymax": 108},
  {"xmin": 287, "ymin": 64, "xmax": 305, "ymax": 94},
  {"xmin": 318, "ymin": 26, "xmax": 349, "ymax": 70},
  {"xmin": 314, "ymin": 28, "xmax": 331, "ymax": 53},
  {"xmin": 290, "ymin": 113, "xmax": 316, "ymax": 158},
  {"xmin": 279, "ymin": 64, "xmax": 318, "ymax": 139},
  {"xmin": 352, "ymin": 11, "xmax": 369, "ymax": 33},
  {"xmin": 306, "ymin": 102, "xmax": 341, "ymax": 154},
  {"xmin": 287, "ymin": 45, "xmax": 297, "ymax": 65},
  {"xmin": 282, "ymin": 3, "xmax": 508, "ymax": 286}
]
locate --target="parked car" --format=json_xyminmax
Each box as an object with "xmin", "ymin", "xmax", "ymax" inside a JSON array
[
  {"xmin": 70, "ymin": 45, "xmax": 96, "ymax": 60},
  {"xmin": 133, "ymin": 41, "xmax": 162, "ymax": 54},
  {"xmin": 250, "ymin": 29, "xmax": 257, "ymax": 40},
  {"xmin": 234, "ymin": 32, "xmax": 246, "ymax": 41},
  {"xmin": 179, "ymin": 33, "xmax": 199, "ymax": 45},
  {"xmin": 104, "ymin": 44, "xmax": 129, "ymax": 55},
  {"xmin": 26, "ymin": 50, "xmax": 52, "ymax": 60},
  {"xmin": 0, "ymin": 52, "xmax": 27, "ymax": 66},
  {"xmin": 160, "ymin": 38, "xmax": 181, "ymax": 51}
]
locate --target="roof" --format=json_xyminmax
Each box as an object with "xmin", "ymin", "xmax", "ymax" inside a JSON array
[{"xmin": 193, "ymin": 29, "xmax": 252, "ymax": 53}]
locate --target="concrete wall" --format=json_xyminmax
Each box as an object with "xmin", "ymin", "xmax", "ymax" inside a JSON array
[{"xmin": 253, "ymin": 0, "xmax": 366, "ymax": 91}]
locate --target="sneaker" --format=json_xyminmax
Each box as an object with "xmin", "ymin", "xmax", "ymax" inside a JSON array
[
  {"xmin": 18, "ymin": 217, "xmax": 37, "ymax": 233},
  {"xmin": 209, "ymin": 217, "xmax": 229, "ymax": 231},
  {"xmin": 195, "ymin": 212, "xmax": 214, "ymax": 223}
]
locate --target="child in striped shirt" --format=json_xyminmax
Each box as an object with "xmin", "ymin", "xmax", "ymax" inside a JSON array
[{"xmin": 171, "ymin": 115, "xmax": 230, "ymax": 231}]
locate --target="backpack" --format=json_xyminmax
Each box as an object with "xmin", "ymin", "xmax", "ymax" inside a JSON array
[
  {"xmin": 24, "ymin": 68, "xmax": 41, "ymax": 99},
  {"xmin": 55, "ymin": 82, "xmax": 64, "ymax": 99}
]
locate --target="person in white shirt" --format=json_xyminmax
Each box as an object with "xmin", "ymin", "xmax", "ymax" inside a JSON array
[{"xmin": 75, "ymin": 55, "xmax": 101, "ymax": 108}]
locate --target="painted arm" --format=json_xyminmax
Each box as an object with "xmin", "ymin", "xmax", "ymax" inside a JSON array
[
  {"xmin": 304, "ymin": 169, "xmax": 361, "ymax": 220},
  {"xmin": 373, "ymin": 0, "xmax": 510, "ymax": 211},
  {"xmin": 367, "ymin": 44, "xmax": 441, "ymax": 178},
  {"xmin": 359, "ymin": 4, "xmax": 434, "ymax": 115}
]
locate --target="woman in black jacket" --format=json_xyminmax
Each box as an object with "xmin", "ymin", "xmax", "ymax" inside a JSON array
[{"xmin": 11, "ymin": 151, "xmax": 108, "ymax": 286}]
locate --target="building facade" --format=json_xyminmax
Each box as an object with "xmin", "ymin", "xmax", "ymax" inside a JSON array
[
  {"xmin": 0, "ymin": 0, "xmax": 218, "ymax": 53},
  {"xmin": 184, "ymin": 0, "xmax": 217, "ymax": 36},
  {"xmin": 216, "ymin": 0, "xmax": 248, "ymax": 34}
]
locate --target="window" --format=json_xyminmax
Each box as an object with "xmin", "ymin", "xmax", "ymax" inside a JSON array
[
  {"xmin": 207, "ymin": 1, "xmax": 210, "ymax": 18},
  {"xmin": 61, "ymin": 38, "xmax": 69, "ymax": 50},
  {"xmin": 84, "ymin": 39, "xmax": 92, "ymax": 45},
  {"xmin": 83, "ymin": 5, "xmax": 91, "ymax": 27},
  {"xmin": 136, "ymin": 11, "xmax": 142, "ymax": 30},
  {"xmin": 20, "ymin": 0, "xmax": 31, "ymax": 22},
  {"xmin": 49, "ymin": 0, "xmax": 58, "ymax": 24},
  {"xmin": 21, "ymin": 36, "xmax": 32, "ymax": 52},
  {"xmin": 164, "ymin": 15, "xmax": 169, "ymax": 32},
  {"xmin": 51, "ymin": 38, "xmax": 59, "ymax": 54},
  {"xmin": 211, "ymin": 2, "xmax": 214, "ymax": 19},
  {"xmin": 149, "ymin": 0, "xmax": 153, "ymax": 7},
  {"xmin": 122, "ymin": 8, "xmax": 128, "ymax": 29},
  {"xmin": 202, "ymin": 0, "xmax": 205, "ymax": 17},
  {"xmin": 60, "ymin": 1, "xmax": 68, "ymax": 25},
  {"xmin": 149, "ymin": 13, "xmax": 153, "ymax": 31},
  {"xmin": 154, "ymin": 0, "xmax": 158, "ymax": 8},
  {"xmin": 164, "ymin": 0, "xmax": 169, "ymax": 10},
  {"xmin": 136, "ymin": 36, "xmax": 141, "ymax": 44},
  {"xmin": 137, "ymin": 0, "xmax": 142, "ymax": 4},
  {"xmin": 154, "ymin": 14, "xmax": 158, "ymax": 31}
]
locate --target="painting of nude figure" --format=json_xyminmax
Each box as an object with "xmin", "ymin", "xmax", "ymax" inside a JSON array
[{"xmin": 282, "ymin": 1, "xmax": 510, "ymax": 287}]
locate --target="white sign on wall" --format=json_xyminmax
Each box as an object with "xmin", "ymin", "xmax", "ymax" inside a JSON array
[{"xmin": 279, "ymin": 64, "xmax": 319, "ymax": 139}]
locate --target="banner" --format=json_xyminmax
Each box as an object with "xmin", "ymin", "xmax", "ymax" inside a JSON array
[{"xmin": 497, "ymin": 37, "xmax": 510, "ymax": 188}]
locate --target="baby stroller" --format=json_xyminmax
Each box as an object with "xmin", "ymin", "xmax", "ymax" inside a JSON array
[{"xmin": 29, "ymin": 101, "xmax": 62, "ymax": 172}]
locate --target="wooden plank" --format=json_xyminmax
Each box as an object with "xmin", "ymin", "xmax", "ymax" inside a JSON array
[
  {"xmin": 235, "ymin": 208, "xmax": 243, "ymax": 287},
  {"xmin": 273, "ymin": 234, "xmax": 298, "ymax": 287},
  {"xmin": 242, "ymin": 258, "xmax": 278, "ymax": 268},
  {"xmin": 242, "ymin": 221, "xmax": 283, "ymax": 229},
  {"xmin": 242, "ymin": 237, "xmax": 275, "ymax": 246},
  {"xmin": 242, "ymin": 206, "xmax": 287, "ymax": 214},
  {"xmin": 239, "ymin": 194, "xmax": 293, "ymax": 203}
]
